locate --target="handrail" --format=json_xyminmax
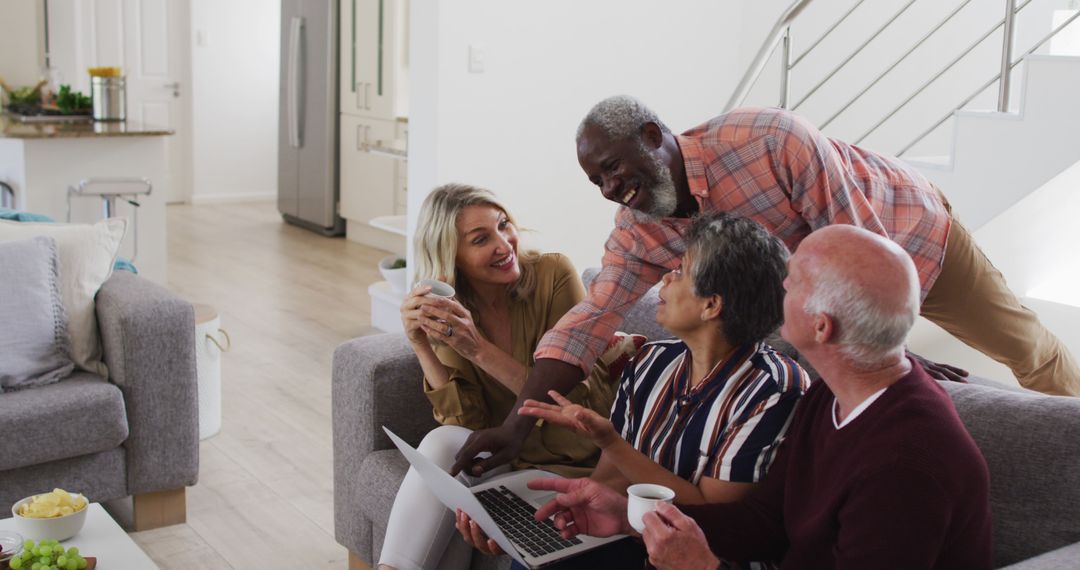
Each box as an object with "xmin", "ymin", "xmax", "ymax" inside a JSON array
[
  {"xmin": 791, "ymin": 0, "xmax": 918, "ymax": 111},
  {"xmin": 789, "ymin": 0, "xmax": 866, "ymax": 69},
  {"xmin": 997, "ymin": 0, "xmax": 1017, "ymax": 111},
  {"xmin": 898, "ymin": 7, "xmax": 1080, "ymax": 155},
  {"xmin": 723, "ymin": 0, "xmax": 816, "ymax": 113},
  {"xmin": 779, "ymin": 28, "xmax": 793, "ymax": 108},
  {"xmin": 730, "ymin": 0, "xmax": 1075, "ymax": 158},
  {"xmin": 853, "ymin": 2, "xmax": 1026, "ymax": 146},
  {"xmin": 818, "ymin": 0, "xmax": 975, "ymax": 131}
]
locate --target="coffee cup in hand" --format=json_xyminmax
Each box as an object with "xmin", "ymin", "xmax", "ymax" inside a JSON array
[
  {"xmin": 626, "ymin": 483, "xmax": 675, "ymax": 533},
  {"xmin": 416, "ymin": 278, "xmax": 456, "ymax": 298}
]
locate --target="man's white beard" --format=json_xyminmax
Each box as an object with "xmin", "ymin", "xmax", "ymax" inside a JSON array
[{"xmin": 633, "ymin": 148, "xmax": 679, "ymax": 222}]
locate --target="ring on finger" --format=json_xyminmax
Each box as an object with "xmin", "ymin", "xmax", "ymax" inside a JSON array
[{"xmin": 446, "ymin": 324, "xmax": 454, "ymax": 337}]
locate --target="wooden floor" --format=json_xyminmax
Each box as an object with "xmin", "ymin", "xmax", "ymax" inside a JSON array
[{"xmin": 127, "ymin": 202, "xmax": 385, "ymax": 568}]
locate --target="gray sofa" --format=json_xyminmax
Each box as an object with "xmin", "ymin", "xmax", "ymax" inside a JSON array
[
  {"xmin": 332, "ymin": 272, "xmax": 1080, "ymax": 569},
  {"xmin": 0, "ymin": 271, "xmax": 200, "ymax": 530}
]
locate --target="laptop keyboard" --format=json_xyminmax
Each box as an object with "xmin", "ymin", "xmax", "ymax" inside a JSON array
[{"xmin": 474, "ymin": 485, "xmax": 583, "ymax": 558}]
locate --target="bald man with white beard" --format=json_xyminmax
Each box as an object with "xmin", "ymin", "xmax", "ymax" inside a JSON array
[{"xmin": 525, "ymin": 225, "xmax": 993, "ymax": 570}]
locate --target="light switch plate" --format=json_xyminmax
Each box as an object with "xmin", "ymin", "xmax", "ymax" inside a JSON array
[{"xmin": 469, "ymin": 43, "xmax": 486, "ymax": 73}]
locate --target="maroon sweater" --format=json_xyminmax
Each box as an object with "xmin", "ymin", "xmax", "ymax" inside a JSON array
[{"xmin": 681, "ymin": 361, "xmax": 992, "ymax": 569}]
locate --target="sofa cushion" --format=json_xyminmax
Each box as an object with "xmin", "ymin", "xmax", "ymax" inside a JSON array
[
  {"xmin": 0, "ymin": 218, "xmax": 126, "ymax": 378},
  {"xmin": 939, "ymin": 381, "xmax": 1080, "ymax": 567},
  {"xmin": 0, "ymin": 372, "xmax": 129, "ymax": 471},
  {"xmin": 0, "ymin": 236, "xmax": 75, "ymax": 391}
]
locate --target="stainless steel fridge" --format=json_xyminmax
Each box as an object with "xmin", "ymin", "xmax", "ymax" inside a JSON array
[{"xmin": 278, "ymin": 0, "xmax": 345, "ymax": 236}]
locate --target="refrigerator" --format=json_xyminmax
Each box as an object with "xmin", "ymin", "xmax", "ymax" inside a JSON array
[{"xmin": 278, "ymin": 0, "xmax": 346, "ymax": 236}]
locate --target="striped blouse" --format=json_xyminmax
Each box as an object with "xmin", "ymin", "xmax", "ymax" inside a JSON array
[{"xmin": 610, "ymin": 339, "xmax": 809, "ymax": 484}]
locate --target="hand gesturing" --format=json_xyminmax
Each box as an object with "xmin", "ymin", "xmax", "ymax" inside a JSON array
[
  {"xmin": 529, "ymin": 477, "xmax": 631, "ymax": 539},
  {"xmin": 519, "ymin": 390, "xmax": 620, "ymax": 449}
]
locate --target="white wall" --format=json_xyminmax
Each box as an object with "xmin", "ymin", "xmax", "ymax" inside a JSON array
[
  {"xmin": 0, "ymin": 0, "xmax": 46, "ymax": 87},
  {"xmin": 907, "ymin": 158, "xmax": 1080, "ymax": 384},
  {"xmin": 407, "ymin": 0, "xmax": 747, "ymax": 272},
  {"xmin": 189, "ymin": 0, "xmax": 279, "ymax": 203}
]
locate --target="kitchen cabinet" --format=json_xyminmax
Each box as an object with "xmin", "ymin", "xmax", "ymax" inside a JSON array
[
  {"xmin": 340, "ymin": 0, "xmax": 408, "ymax": 120},
  {"xmin": 339, "ymin": 114, "xmax": 403, "ymax": 225}
]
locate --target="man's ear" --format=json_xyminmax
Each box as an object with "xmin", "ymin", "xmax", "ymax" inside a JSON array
[
  {"xmin": 641, "ymin": 122, "xmax": 663, "ymax": 150},
  {"xmin": 813, "ymin": 313, "xmax": 834, "ymax": 344},
  {"xmin": 701, "ymin": 295, "xmax": 723, "ymax": 322}
]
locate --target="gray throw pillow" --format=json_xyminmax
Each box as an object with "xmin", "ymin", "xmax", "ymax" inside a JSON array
[{"xmin": 0, "ymin": 236, "xmax": 75, "ymax": 391}]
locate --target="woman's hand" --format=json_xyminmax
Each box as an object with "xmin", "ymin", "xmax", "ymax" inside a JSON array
[
  {"xmin": 419, "ymin": 296, "xmax": 486, "ymax": 360},
  {"xmin": 519, "ymin": 390, "xmax": 620, "ymax": 449},
  {"xmin": 456, "ymin": 509, "xmax": 504, "ymax": 556},
  {"xmin": 399, "ymin": 286, "xmax": 435, "ymax": 344}
]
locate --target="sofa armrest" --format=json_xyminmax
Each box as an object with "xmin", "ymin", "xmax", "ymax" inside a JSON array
[
  {"xmin": 999, "ymin": 541, "xmax": 1080, "ymax": 569},
  {"xmin": 332, "ymin": 333, "xmax": 438, "ymax": 549},
  {"xmin": 96, "ymin": 271, "xmax": 199, "ymax": 494}
]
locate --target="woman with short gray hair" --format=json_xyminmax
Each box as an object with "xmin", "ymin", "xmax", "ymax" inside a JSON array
[{"xmin": 464, "ymin": 212, "xmax": 811, "ymax": 568}]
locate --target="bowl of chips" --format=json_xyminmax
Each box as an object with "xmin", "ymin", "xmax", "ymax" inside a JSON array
[{"xmin": 11, "ymin": 489, "xmax": 89, "ymax": 541}]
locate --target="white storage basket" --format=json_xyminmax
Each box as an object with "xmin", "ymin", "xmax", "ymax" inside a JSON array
[{"xmin": 194, "ymin": 304, "xmax": 230, "ymax": 440}]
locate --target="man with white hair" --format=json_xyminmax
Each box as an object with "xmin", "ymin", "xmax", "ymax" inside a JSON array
[
  {"xmin": 451, "ymin": 96, "xmax": 1077, "ymax": 477},
  {"xmin": 524, "ymin": 225, "xmax": 993, "ymax": 569}
]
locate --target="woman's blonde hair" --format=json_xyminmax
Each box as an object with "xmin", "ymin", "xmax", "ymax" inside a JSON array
[{"xmin": 414, "ymin": 183, "xmax": 539, "ymax": 314}]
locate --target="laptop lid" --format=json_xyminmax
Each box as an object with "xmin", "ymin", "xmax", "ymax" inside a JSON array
[{"xmin": 383, "ymin": 427, "xmax": 530, "ymax": 565}]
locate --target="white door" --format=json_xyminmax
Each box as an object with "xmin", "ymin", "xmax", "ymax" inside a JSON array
[{"xmin": 69, "ymin": 0, "xmax": 192, "ymax": 204}]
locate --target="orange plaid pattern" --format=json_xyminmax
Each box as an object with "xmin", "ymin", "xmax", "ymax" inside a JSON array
[{"xmin": 536, "ymin": 107, "xmax": 950, "ymax": 373}]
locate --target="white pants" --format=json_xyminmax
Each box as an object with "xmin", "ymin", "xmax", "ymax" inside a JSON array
[{"xmin": 378, "ymin": 425, "xmax": 512, "ymax": 570}]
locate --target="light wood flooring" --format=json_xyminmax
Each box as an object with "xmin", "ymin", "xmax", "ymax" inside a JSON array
[{"xmin": 126, "ymin": 201, "xmax": 385, "ymax": 568}]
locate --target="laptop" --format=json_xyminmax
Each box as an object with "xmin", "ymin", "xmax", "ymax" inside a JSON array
[{"xmin": 384, "ymin": 427, "xmax": 626, "ymax": 568}]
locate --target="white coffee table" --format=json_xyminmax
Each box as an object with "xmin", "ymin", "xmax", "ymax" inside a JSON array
[{"xmin": 0, "ymin": 504, "xmax": 159, "ymax": 569}]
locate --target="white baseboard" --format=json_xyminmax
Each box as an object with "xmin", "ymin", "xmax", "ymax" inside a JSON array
[{"xmin": 188, "ymin": 192, "xmax": 276, "ymax": 205}]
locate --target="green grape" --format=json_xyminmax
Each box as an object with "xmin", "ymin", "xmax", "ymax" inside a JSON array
[
  {"xmin": 65, "ymin": 559, "xmax": 77, "ymax": 570},
  {"xmin": 65, "ymin": 547, "xmax": 78, "ymax": 557},
  {"xmin": 76, "ymin": 558, "xmax": 87, "ymax": 570},
  {"xmin": 56, "ymin": 555, "xmax": 68, "ymax": 566},
  {"xmin": 10, "ymin": 556, "xmax": 24, "ymax": 569},
  {"xmin": 40, "ymin": 556, "xmax": 51, "ymax": 565},
  {"xmin": 38, "ymin": 544, "xmax": 51, "ymax": 556},
  {"xmin": 31, "ymin": 562, "xmax": 42, "ymax": 570},
  {"xmin": 24, "ymin": 539, "xmax": 34, "ymax": 550}
]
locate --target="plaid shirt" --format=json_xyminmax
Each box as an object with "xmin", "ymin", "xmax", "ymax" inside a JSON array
[{"xmin": 536, "ymin": 107, "xmax": 950, "ymax": 374}]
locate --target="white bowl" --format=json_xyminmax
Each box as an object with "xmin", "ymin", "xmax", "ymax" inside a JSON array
[
  {"xmin": 378, "ymin": 255, "xmax": 409, "ymax": 294},
  {"xmin": 11, "ymin": 494, "xmax": 89, "ymax": 541}
]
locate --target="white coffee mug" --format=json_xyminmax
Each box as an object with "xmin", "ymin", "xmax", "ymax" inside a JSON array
[
  {"xmin": 416, "ymin": 278, "xmax": 456, "ymax": 298},
  {"xmin": 626, "ymin": 483, "xmax": 675, "ymax": 533}
]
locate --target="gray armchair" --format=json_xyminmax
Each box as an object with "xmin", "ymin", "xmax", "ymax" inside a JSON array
[{"xmin": 0, "ymin": 270, "xmax": 199, "ymax": 530}]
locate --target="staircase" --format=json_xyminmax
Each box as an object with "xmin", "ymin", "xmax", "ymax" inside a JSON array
[
  {"xmin": 907, "ymin": 55, "xmax": 1080, "ymax": 230},
  {"xmin": 731, "ymin": 0, "xmax": 1080, "ymax": 383}
]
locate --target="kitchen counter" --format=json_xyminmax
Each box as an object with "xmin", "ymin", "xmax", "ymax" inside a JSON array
[
  {"xmin": 0, "ymin": 114, "xmax": 174, "ymax": 139},
  {"xmin": 0, "ymin": 119, "xmax": 172, "ymax": 282}
]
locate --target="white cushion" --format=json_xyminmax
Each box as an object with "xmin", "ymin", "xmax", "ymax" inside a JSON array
[
  {"xmin": 0, "ymin": 236, "xmax": 75, "ymax": 391},
  {"xmin": 0, "ymin": 218, "xmax": 126, "ymax": 377}
]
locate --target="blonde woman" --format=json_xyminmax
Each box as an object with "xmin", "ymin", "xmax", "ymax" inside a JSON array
[{"xmin": 378, "ymin": 184, "xmax": 634, "ymax": 570}]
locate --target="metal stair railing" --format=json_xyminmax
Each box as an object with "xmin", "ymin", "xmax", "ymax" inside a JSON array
[{"xmin": 725, "ymin": 0, "xmax": 1080, "ymax": 156}]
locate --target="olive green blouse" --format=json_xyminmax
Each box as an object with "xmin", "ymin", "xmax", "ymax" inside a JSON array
[{"xmin": 424, "ymin": 253, "xmax": 620, "ymax": 477}]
